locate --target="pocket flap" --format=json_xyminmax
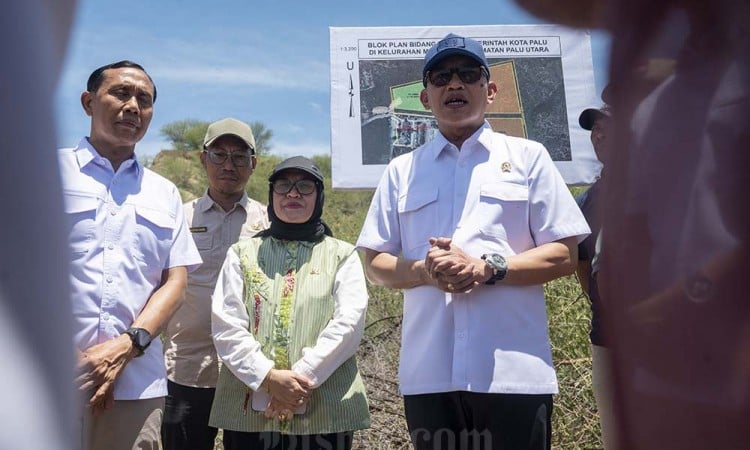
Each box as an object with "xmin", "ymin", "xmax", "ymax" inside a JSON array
[
  {"xmin": 135, "ymin": 205, "xmax": 176, "ymax": 229},
  {"xmin": 63, "ymin": 191, "xmax": 100, "ymax": 214},
  {"xmin": 480, "ymin": 182, "xmax": 529, "ymax": 201},
  {"xmin": 398, "ymin": 188, "xmax": 438, "ymax": 213}
]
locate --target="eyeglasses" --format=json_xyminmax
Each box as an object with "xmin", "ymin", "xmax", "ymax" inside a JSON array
[
  {"xmin": 271, "ymin": 178, "xmax": 317, "ymax": 195},
  {"xmin": 425, "ymin": 66, "xmax": 486, "ymax": 87},
  {"xmin": 204, "ymin": 149, "xmax": 253, "ymax": 167}
]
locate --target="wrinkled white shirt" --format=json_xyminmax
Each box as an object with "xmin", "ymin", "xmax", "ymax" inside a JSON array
[
  {"xmin": 357, "ymin": 123, "xmax": 590, "ymax": 395},
  {"xmin": 60, "ymin": 138, "xmax": 202, "ymax": 400}
]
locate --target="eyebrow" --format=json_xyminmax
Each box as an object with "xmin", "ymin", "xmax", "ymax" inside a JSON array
[{"xmin": 109, "ymin": 83, "xmax": 154, "ymax": 98}]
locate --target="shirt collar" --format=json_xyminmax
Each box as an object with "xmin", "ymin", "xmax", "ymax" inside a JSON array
[
  {"xmin": 198, "ymin": 189, "xmax": 250, "ymax": 213},
  {"xmin": 75, "ymin": 137, "xmax": 141, "ymax": 176},
  {"xmin": 431, "ymin": 121, "xmax": 493, "ymax": 160}
]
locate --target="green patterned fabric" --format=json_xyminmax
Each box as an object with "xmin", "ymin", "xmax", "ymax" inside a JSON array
[{"xmin": 209, "ymin": 236, "xmax": 370, "ymax": 434}]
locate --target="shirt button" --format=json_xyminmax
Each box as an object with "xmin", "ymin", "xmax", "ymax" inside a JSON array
[
  {"xmin": 457, "ymin": 331, "xmax": 466, "ymax": 339},
  {"xmin": 106, "ymin": 276, "xmax": 113, "ymax": 283},
  {"xmin": 107, "ymin": 243, "xmax": 114, "ymax": 250},
  {"xmin": 102, "ymin": 312, "xmax": 110, "ymax": 321},
  {"xmin": 110, "ymin": 210, "xmax": 117, "ymax": 216}
]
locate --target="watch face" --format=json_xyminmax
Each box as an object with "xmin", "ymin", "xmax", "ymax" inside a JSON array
[
  {"xmin": 127, "ymin": 328, "xmax": 152, "ymax": 351},
  {"xmin": 488, "ymin": 254, "xmax": 507, "ymax": 270},
  {"xmin": 134, "ymin": 329, "xmax": 151, "ymax": 348},
  {"xmin": 483, "ymin": 253, "xmax": 507, "ymax": 284}
]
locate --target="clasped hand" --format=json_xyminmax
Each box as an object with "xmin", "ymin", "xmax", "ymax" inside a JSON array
[
  {"xmin": 424, "ymin": 237, "xmax": 487, "ymax": 293},
  {"xmin": 261, "ymin": 369, "xmax": 313, "ymax": 421}
]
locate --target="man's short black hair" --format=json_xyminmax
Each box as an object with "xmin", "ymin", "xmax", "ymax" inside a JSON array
[{"xmin": 86, "ymin": 60, "xmax": 157, "ymax": 102}]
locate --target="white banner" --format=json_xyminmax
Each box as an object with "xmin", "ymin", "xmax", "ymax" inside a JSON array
[{"xmin": 330, "ymin": 25, "xmax": 601, "ymax": 188}]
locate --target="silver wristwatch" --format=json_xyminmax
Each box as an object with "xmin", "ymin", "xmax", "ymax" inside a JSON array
[{"xmin": 481, "ymin": 253, "xmax": 508, "ymax": 285}]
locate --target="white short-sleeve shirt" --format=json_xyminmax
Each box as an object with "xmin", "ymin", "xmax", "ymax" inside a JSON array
[
  {"xmin": 357, "ymin": 123, "xmax": 590, "ymax": 395},
  {"xmin": 60, "ymin": 138, "xmax": 202, "ymax": 400}
]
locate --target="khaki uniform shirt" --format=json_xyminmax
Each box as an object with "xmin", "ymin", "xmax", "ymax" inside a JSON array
[{"xmin": 164, "ymin": 191, "xmax": 269, "ymax": 387}]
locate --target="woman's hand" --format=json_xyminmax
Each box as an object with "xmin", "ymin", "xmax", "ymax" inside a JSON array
[{"xmin": 261, "ymin": 369, "xmax": 312, "ymax": 408}]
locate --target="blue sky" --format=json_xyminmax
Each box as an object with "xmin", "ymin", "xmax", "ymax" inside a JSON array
[{"xmin": 55, "ymin": 0, "xmax": 610, "ymax": 158}]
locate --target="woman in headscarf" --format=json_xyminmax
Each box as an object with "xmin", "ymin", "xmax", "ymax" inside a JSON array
[{"xmin": 209, "ymin": 156, "xmax": 370, "ymax": 450}]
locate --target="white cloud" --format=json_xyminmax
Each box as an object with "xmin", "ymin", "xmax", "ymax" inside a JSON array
[
  {"xmin": 271, "ymin": 140, "xmax": 330, "ymax": 158},
  {"xmin": 308, "ymin": 102, "xmax": 324, "ymax": 114},
  {"xmin": 150, "ymin": 65, "xmax": 328, "ymax": 91}
]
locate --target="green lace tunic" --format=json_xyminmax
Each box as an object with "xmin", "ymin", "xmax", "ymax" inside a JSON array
[{"xmin": 209, "ymin": 236, "xmax": 370, "ymax": 434}]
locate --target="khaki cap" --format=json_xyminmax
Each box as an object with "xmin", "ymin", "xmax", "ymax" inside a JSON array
[{"xmin": 203, "ymin": 118, "xmax": 256, "ymax": 153}]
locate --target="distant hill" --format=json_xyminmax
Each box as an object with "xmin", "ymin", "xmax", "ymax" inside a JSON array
[{"xmin": 149, "ymin": 150, "xmax": 373, "ymax": 244}]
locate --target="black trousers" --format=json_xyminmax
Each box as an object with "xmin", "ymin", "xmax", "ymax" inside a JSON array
[
  {"xmin": 404, "ymin": 391, "xmax": 552, "ymax": 450},
  {"xmin": 223, "ymin": 430, "xmax": 354, "ymax": 450},
  {"xmin": 161, "ymin": 380, "xmax": 219, "ymax": 450}
]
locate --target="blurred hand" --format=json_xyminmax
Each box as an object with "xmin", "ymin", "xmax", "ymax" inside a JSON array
[{"xmin": 76, "ymin": 335, "xmax": 136, "ymax": 412}]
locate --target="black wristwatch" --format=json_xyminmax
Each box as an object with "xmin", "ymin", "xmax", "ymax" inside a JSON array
[
  {"xmin": 481, "ymin": 253, "xmax": 508, "ymax": 285},
  {"xmin": 123, "ymin": 327, "xmax": 152, "ymax": 357}
]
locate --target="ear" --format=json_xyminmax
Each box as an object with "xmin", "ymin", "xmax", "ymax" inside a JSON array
[
  {"xmin": 199, "ymin": 150, "xmax": 207, "ymax": 168},
  {"xmin": 81, "ymin": 91, "xmax": 94, "ymax": 117},
  {"xmin": 486, "ymin": 81, "xmax": 498, "ymax": 105},
  {"xmin": 250, "ymin": 154, "xmax": 258, "ymax": 171},
  {"xmin": 420, "ymin": 89, "xmax": 431, "ymax": 110}
]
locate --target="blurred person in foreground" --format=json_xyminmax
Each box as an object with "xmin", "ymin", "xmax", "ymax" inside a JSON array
[
  {"xmin": 161, "ymin": 118, "xmax": 269, "ymax": 450},
  {"xmin": 576, "ymin": 104, "xmax": 618, "ymax": 449},
  {"xmin": 210, "ymin": 156, "xmax": 370, "ymax": 450},
  {"xmin": 1, "ymin": 1, "xmax": 76, "ymax": 449},
  {"xmin": 357, "ymin": 33, "xmax": 590, "ymax": 450},
  {"xmin": 61, "ymin": 60, "xmax": 202, "ymax": 449},
  {"xmin": 513, "ymin": 0, "xmax": 750, "ymax": 448}
]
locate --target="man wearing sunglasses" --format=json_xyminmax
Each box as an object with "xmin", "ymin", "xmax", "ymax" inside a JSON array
[
  {"xmin": 162, "ymin": 118, "xmax": 269, "ymax": 450},
  {"xmin": 358, "ymin": 34, "xmax": 589, "ymax": 450}
]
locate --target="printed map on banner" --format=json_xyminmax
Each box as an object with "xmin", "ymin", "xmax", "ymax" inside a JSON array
[{"xmin": 330, "ymin": 25, "xmax": 600, "ymax": 189}]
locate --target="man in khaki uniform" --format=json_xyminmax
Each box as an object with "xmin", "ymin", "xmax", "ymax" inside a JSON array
[{"xmin": 162, "ymin": 118, "xmax": 269, "ymax": 450}]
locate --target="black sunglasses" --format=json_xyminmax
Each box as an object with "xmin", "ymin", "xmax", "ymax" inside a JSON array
[
  {"xmin": 204, "ymin": 149, "xmax": 253, "ymax": 167},
  {"xmin": 425, "ymin": 66, "xmax": 486, "ymax": 87},
  {"xmin": 271, "ymin": 178, "xmax": 317, "ymax": 195}
]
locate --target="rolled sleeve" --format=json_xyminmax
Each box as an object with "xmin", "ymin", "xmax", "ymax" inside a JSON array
[
  {"xmin": 526, "ymin": 143, "xmax": 591, "ymax": 245},
  {"xmin": 356, "ymin": 163, "xmax": 403, "ymax": 255}
]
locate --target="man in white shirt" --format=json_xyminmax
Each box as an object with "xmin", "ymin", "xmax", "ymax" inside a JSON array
[
  {"xmin": 162, "ymin": 118, "xmax": 269, "ymax": 450},
  {"xmin": 61, "ymin": 60, "xmax": 202, "ymax": 450},
  {"xmin": 357, "ymin": 34, "xmax": 590, "ymax": 450}
]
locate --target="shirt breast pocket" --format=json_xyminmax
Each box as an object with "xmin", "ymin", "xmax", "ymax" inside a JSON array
[
  {"xmin": 132, "ymin": 204, "xmax": 176, "ymax": 272},
  {"xmin": 191, "ymin": 232, "xmax": 214, "ymax": 251},
  {"xmin": 478, "ymin": 182, "xmax": 529, "ymax": 242},
  {"xmin": 398, "ymin": 188, "xmax": 438, "ymax": 257},
  {"xmin": 63, "ymin": 191, "xmax": 100, "ymax": 259}
]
